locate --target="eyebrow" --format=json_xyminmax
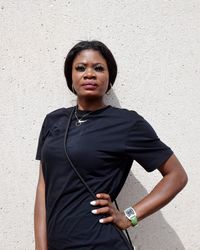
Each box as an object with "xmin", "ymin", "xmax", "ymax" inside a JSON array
[{"xmin": 74, "ymin": 62, "xmax": 106, "ymax": 66}]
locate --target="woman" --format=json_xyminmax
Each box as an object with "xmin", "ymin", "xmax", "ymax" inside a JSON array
[{"xmin": 34, "ymin": 40, "xmax": 188, "ymax": 250}]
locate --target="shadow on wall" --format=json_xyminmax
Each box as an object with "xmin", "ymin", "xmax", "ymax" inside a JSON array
[{"xmin": 105, "ymin": 90, "xmax": 185, "ymax": 250}]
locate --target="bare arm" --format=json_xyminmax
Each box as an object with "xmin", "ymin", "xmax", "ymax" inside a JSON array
[
  {"xmin": 34, "ymin": 162, "xmax": 48, "ymax": 250},
  {"xmin": 133, "ymin": 154, "xmax": 188, "ymax": 221},
  {"xmin": 90, "ymin": 154, "xmax": 188, "ymax": 229}
]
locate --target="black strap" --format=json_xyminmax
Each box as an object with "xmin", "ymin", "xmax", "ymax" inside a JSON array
[
  {"xmin": 63, "ymin": 107, "xmax": 96, "ymax": 200},
  {"xmin": 63, "ymin": 107, "xmax": 134, "ymax": 250}
]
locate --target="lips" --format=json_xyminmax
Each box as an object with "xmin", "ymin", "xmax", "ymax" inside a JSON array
[{"xmin": 82, "ymin": 82, "xmax": 98, "ymax": 90}]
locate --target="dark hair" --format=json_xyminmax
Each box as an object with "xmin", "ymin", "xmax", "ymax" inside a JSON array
[{"xmin": 64, "ymin": 40, "xmax": 117, "ymax": 93}]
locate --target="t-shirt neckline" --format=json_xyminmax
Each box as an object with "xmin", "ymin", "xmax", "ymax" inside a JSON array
[{"xmin": 76, "ymin": 105, "xmax": 111, "ymax": 115}]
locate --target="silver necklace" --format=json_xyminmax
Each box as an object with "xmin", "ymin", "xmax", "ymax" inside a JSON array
[{"xmin": 74, "ymin": 107, "xmax": 94, "ymax": 126}]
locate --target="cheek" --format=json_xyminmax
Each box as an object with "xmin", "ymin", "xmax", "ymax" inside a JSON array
[
  {"xmin": 100, "ymin": 78, "xmax": 109, "ymax": 92},
  {"xmin": 103, "ymin": 76, "xmax": 109, "ymax": 89},
  {"xmin": 72, "ymin": 72, "xmax": 82, "ymax": 84},
  {"xmin": 71, "ymin": 72, "xmax": 75, "ymax": 82},
  {"xmin": 100, "ymin": 73, "xmax": 109, "ymax": 83}
]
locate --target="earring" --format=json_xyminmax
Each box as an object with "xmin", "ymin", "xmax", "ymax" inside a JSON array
[{"xmin": 106, "ymin": 82, "xmax": 113, "ymax": 95}]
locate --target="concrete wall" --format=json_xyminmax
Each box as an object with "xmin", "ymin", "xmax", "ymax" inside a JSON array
[{"xmin": 0, "ymin": 1, "xmax": 199, "ymax": 249}]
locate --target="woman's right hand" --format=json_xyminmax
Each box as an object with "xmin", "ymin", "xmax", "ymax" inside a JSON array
[{"xmin": 90, "ymin": 193, "xmax": 132, "ymax": 230}]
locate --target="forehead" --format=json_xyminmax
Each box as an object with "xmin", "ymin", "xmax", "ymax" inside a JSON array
[{"xmin": 73, "ymin": 49, "xmax": 107, "ymax": 65}]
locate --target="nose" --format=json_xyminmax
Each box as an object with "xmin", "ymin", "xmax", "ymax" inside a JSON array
[{"xmin": 83, "ymin": 68, "xmax": 96, "ymax": 79}]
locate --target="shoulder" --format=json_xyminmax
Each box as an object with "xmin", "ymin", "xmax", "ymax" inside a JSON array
[
  {"xmin": 110, "ymin": 106, "xmax": 156, "ymax": 135},
  {"xmin": 110, "ymin": 106, "xmax": 144, "ymax": 124},
  {"xmin": 43, "ymin": 106, "xmax": 74, "ymax": 127},
  {"xmin": 46, "ymin": 107, "xmax": 73, "ymax": 118}
]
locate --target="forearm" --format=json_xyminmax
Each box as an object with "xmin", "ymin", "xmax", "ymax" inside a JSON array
[
  {"xmin": 133, "ymin": 174, "xmax": 185, "ymax": 221},
  {"xmin": 133, "ymin": 156, "xmax": 188, "ymax": 221},
  {"xmin": 34, "ymin": 184, "xmax": 47, "ymax": 250}
]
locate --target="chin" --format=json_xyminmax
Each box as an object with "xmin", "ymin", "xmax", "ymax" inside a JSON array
[{"xmin": 78, "ymin": 91, "xmax": 104, "ymax": 99}]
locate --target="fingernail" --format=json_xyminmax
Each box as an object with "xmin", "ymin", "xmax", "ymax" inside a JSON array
[
  {"xmin": 90, "ymin": 201, "xmax": 96, "ymax": 205},
  {"xmin": 99, "ymin": 219, "xmax": 104, "ymax": 223},
  {"xmin": 91, "ymin": 209, "xmax": 97, "ymax": 214}
]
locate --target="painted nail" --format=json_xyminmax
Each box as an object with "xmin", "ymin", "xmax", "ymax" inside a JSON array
[
  {"xmin": 91, "ymin": 209, "xmax": 97, "ymax": 214},
  {"xmin": 90, "ymin": 201, "xmax": 96, "ymax": 205},
  {"xmin": 99, "ymin": 219, "xmax": 104, "ymax": 223}
]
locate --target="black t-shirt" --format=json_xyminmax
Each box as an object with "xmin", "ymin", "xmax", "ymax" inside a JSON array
[{"xmin": 36, "ymin": 105, "xmax": 173, "ymax": 250}]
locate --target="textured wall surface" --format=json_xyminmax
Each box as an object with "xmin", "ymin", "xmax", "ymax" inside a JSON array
[{"xmin": 0, "ymin": 1, "xmax": 200, "ymax": 249}]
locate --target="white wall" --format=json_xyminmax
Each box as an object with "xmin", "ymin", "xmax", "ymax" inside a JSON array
[{"xmin": 0, "ymin": 1, "xmax": 199, "ymax": 249}]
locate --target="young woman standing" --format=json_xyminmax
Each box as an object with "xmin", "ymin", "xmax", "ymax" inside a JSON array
[{"xmin": 34, "ymin": 41, "xmax": 187, "ymax": 250}]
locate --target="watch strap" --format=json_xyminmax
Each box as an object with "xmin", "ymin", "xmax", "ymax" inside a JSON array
[{"xmin": 130, "ymin": 215, "xmax": 138, "ymax": 226}]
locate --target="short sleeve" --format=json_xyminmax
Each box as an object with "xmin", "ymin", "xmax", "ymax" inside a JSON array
[
  {"xmin": 125, "ymin": 116, "xmax": 173, "ymax": 172},
  {"xmin": 35, "ymin": 115, "xmax": 49, "ymax": 160}
]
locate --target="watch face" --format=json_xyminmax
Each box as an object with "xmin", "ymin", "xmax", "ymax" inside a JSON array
[
  {"xmin": 124, "ymin": 207, "xmax": 138, "ymax": 226},
  {"xmin": 125, "ymin": 207, "xmax": 136, "ymax": 219}
]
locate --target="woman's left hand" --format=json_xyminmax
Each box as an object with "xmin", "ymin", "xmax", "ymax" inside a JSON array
[{"xmin": 90, "ymin": 193, "xmax": 132, "ymax": 230}]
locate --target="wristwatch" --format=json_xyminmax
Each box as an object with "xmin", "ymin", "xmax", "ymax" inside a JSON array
[{"xmin": 124, "ymin": 207, "xmax": 138, "ymax": 226}]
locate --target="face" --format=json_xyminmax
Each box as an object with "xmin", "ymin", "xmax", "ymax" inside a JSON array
[{"xmin": 72, "ymin": 49, "xmax": 109, "ymax": 98}]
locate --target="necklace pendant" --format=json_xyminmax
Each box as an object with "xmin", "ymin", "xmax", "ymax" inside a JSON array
[
  {"xmin": 75, "ymin": 119, "xmax": 87, "ymax": 126},
  {"xmin": 75, "ymin": 121, "xmax": 81, "ymax": 126}
]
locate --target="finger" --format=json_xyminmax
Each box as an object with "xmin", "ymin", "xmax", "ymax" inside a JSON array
[
  {"xmin": 90, "ymin": 199, "xmax": 109, "ymax": 206},
  {"xmin": 99, "ymin": 216, "xmax": 114, "ymax": 224},
  {"xmin": 91, "ymin": 206, "xmax": 112, "ymax": 215},
  {"xmin": 96, "ymin": 193, "xmax": 111, "ymax": 201}
]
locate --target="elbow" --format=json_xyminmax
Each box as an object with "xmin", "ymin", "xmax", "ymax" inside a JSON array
[
  {"xmin": 176, "ymin": 168, "xmax": 188, "ymax": 192},
  {"xmin": 180, "ymin": 171, "xmax": 188, "ymax": 189},
  {"xmin": 167, "ymin": 166, "xmax": 188, "ymax": 194}
]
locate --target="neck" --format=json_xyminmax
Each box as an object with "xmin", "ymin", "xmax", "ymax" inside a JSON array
[{"xmin": 77, "ymin": 97, "xmax": 106, "ymax": 111}]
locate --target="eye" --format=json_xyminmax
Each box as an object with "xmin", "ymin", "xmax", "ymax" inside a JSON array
[
  {"xmin": 94, "ymin": 65, "xmax": 104, "ymax": 72},
  {"xmin": 75, "ymin": 65, "xmax": 86, "ymax": 72}
]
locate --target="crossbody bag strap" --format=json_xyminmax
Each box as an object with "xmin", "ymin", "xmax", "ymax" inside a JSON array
[
  {"xmin": 63, "ymin": 107, "xmax": 134, "ymax": 250},
  {"xmin": 63, "ymin": 107, "xmax": 96, "ymax": 200}
]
